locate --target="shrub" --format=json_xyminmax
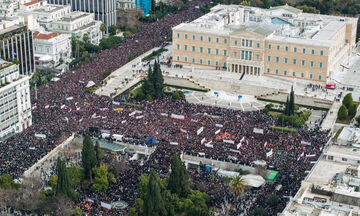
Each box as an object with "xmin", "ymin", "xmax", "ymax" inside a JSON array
[
  {"xmin": 269, "ymin": 126, "xmax": 297, "ymax": 133},
  {"xmin": 338, "ymin": 105, "xmax": 348, "ymax": 120},
  {"xmin": 263, "ymin": 107, "xmax": 270, "ymax": 114},
  {"xmin": 343, "ymin": 93, "xmax": 353, "ymax": 109}
]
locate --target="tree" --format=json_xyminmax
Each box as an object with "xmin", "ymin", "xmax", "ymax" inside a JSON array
[
  {"xmin": 230, "ymin": 175, "xmax": 245, "ymax": 201},
  {"xmin": 82, "ymin": 33, "xmax": 89, "ymax": 43},
  {"xmin": 100, "ymin": 23, "xmax": 106, "ymax": 36},
  {"xmin": 338, "ymin": 105, "xmax": 348, "ymax": 120},
  {"xmin": 144, "ymin": 169, "xmax": 166, "ymax": 216},
  {"xmin": 284, "ymin": 96, "xmax": 290, "ymax": 116},
  {"xmin": 349, "ymin": 103, "xmax": 358, "ymax": 117},
  {"xmin": 168, "ymin": 155, "xmax": 190, "ymax": 198},
  {"xmin": 151, "ymin": 0, "xmax": 156, "ymax": 12},
  {"xmin": 296, "ymin": 5, "xmax": 320, "ymax": 13},
  {"xmin": 81, "ymin": 135, "xmax": 97, "ymax": 181},
  {"xmin": 49, "ymin": 175, "xmax": 58, "ymax": 192},
  {"xmin": 240, "ymin": 0, "xmax": 251, "ymax": 6},
  {"xmin": 55, "ymin": 157, "xmax": 72, "ymax": 197},
  {"xmin": 343, "ymin": 93, "xmax": 353, "ymax": 109},
  {"xmin": 92, "ymin": 165, "xmax": 109, "ymax": 193},
  {"xmin": 289, "ymin": 86, "xmax": 295, "ymax": 115},
  {"xmin": 128, "ymin": 208, "xmax": 138, "ymax": 216},
  {"xmin": 250, "ymin": 207, "xmax": 268, "ymax": 216},
  {"xmin": 0, "ymin": 174, "xmax": 20, "ymax": 190},
  {"xmin": 95, "ymin": 141, "xmax": 104, "ymax": 167},
  {"xmin": 109, "ymin": 25, "xmax": 118, "ymax": 36}
]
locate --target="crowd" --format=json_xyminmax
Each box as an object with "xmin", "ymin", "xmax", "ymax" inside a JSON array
[{"xmin": 0, "ymin": 0, "xmax": 331, "ymax": 215}]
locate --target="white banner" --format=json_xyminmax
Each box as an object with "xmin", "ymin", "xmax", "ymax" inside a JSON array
[
  {"xmin": 230, "ymin": 149, "xmax": 240, "ymax": 153},
  {"xmin": 101, "ymin": 202, "xmax": 112, "ymax": 210},
  {"xmin": 253, "ymin": 128, "xmax": 264, "ymax": 134},
  {"xmin": 223, "ymin": 139, "xmax": 234, "ymax": 144},
  {"xmin": 264, "ymin": 142, "xmax": 267, "ymax": 147},
  {"xmin": 170, "ymin": 142, "xmax": 178, "ymax": 146},
  {"xmin": 129, "ymin": 111, "xmax": 136, "ymax": 116},
  {"xmin": 215, "ymin": 124, "xmax": 223, "ymax": 128},
  {"xmin": 61, "ymin": 104, "xmax": 66, "ymax": 109},
  {"xmin": 197, "ymin": 127, "xmax": 204, "ymax": 135},
  {"xmin": 237, "ymin": 142, "xmax": 242, "ymax": 149},
  {"xmin": 301, "ymin": 141, "xmax": 311, "ymax": 145},
  {"xmin": 136, "ymin": 115, "xmax": 144, "ymax": 119},
  {"xmin": 266, "ymin": 149, "xmax": 273, "ymax": 158},
  {"xmin": 160, "ymin": 113, "xmax": 168, "ymax": 117},
  {"xmin": 112, "ymin": 101, "xmax": 120, "ymax": 105},
  {"xmin": 198, "ymin": 152, "xmax": 205, "ymax": 156},
  {"xmin": 180, "ymin": 128, "xmax": 187, "ymax": 133},
  {"xmin": 205, "ymin": 143, "xmax": 213, "ymax": 148},
  {"xmin": 201, "ymin": 137, "xmax": 206, "ymax": 144},
  {"xmin": 306, "ymin": 154, "xmax": 316, "ymax": 157},
  {"xmin": 171, "ymin": 114, "xmax": 185, "ymax": 120},
  {"xmin": 135, "ymin": 110, "xmax": 142, "ymax": 114},
  {"xmin": 215, "ymin": 129, "xmax": 221, "ymax": 135}
]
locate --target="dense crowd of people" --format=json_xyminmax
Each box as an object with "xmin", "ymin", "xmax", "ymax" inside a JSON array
[{"xmin": 0, "ymin": 0, "xmax": 331, "ymax": 215}]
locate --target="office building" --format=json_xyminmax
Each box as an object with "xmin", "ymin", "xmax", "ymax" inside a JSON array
[
  {"xmin": 136, "ymin": 0, "xmax": 151, "ymax": 15},
  {"xmin": 47, "ymin": 0, "xmax": 117, "ymax": 32},
  {"xmin": 172, "ymin": 4, "xmax": 358, "ymax": 83},
  {"xmin": 0, "ymin": 59, "xmax": 32, "ymax": 139},
  {"xmin": 0, "ymin": 19, "xmax": 35, "ymax": 75}
]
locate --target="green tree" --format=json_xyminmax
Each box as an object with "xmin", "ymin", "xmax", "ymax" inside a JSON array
[
  {"xmin": 94, "ymin": 141, "xmax": 104, "ymax": 167},
  {"xmin": 100, "ymin": 23, "xmax": 106, "ymax": 36},
  {"xmin": 67, "ymin": 164, "xmax": 85, "ymax": 188},
  {"xmin": 49, "ymin": 174, "xmax": 58, "ymax": 192},
  {"xmin": 284, "ymin": 96, "xmax": 290, "ymax": 116},
  {"xmin": 289, "ymin": 86, "xmax": 295, "ymax": 115},
  {"xmin": 135, "ymin": 198, "xmax": 144, "ymax": 215},
  {"xmin": 128, "ymin": 208, "xmax": 138, "ymax": 216},
  {"xmin": 168, "ymin": 155, "xmax": 190, "ymax": 198},
  {"xmin": 343, "ymin": 93, "xmax": 353, "ymax": 109},
  {"xmin": 230, "ymin": 175, "xmax": 245, "ymax": 201},
  {"xmin": 82, "ymin": 135, "xmax": 97, "ymax": 181},
  {"xmin": 139, "ymin": 174, "xmax": 150, "ymax": 200},
  {"xmin": 296, "ymin": 5, "xmax": 320, "ymax": 13},
  {"xmin": 240, "ymin": 0, "xmax": 251, "ymax": 6},
  {"xmin": 109, "ymin": 25, "xmax": 118, "ymax": 36},
  {"xmin": 55, "ymin": 157, "xmax": 72, "ymax": 197},
  {"xmin": 82, "ymin": 33, "xmax": 89, "ymax": 43},
  {"xmin": 0, "ymin": 174, "xmax": 20, "ymax": 189},
  {"xmin": 92, "ymin": 165, "xmax": 109, "ymax": 193},
  {"xmin": 144, "ymin": 169, "xmax": 166, "ymax": 216},
  {"xmin": 349, "ymin": 103, "xmax": 358, "ymax": 117},
  {"xmin": 338, "ymin": 105, "xmax": 348, "ymax": 120}
]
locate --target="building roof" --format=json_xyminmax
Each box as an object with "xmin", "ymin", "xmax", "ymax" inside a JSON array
[
  {"xmin": 269, "ymin": 4, "xmax": 302, "ymax": 15},
  {"xmin": 33, "ymin": 31, "xmax": 61, "ymax": 40},
  {"xmin": 24, "ymin": 0, "xmax": 40, "ymax": 6}
]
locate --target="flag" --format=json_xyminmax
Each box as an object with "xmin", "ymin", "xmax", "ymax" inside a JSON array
[{"xmin": 11, "ymin": 51, "xmax": 16, "ymax": 56}]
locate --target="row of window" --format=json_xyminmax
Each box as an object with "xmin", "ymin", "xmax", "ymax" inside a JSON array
[
  {"xmin": 176, "ymin": 44, "xmax": 228, "ymax": 56},
  {"xmin": 267, "ymin": 68, "xmax": 322, "ymax": 80},
  {"xmin": 268, "ymin": 44, "xmax": 324, "ymax": 55},
  {"xmin": 267, "ymin": 56, "xmax": 323, "ymax": 68},
  {"xmin": 175, "ymin": 56, "xmax": 226, "ymax": 67},
  {"xmin": 176, "ymin": 33, "xmax": 228, "ymax": 44}
]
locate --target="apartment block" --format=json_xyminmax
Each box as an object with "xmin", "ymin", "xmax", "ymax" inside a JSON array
[{"xmin": 172, "ymin": 4, "xmax": 358, "ymax": 83}]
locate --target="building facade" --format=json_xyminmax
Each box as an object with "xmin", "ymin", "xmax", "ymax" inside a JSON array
[
  {"xmin": 136, "ymin": 0, "xmax": 151, "ymax": 15},
  {"xmin": 0, "ymin": 21, "xmax": 35, "ymax": 75},
  {"xmin": 47, "ymin": 0, "xmax": 117, "ymax": 32},
  {"xmin": 0, "ymin": 60, "xmax": 32, "ymax": 139},
  {"xmin": 33, "ymin": 31, "xmax": 72, "ymax": 66},
  {"xmin": 117, "ymin": 0, "xmax": 136, "ymax": 10},
  {"xmin": 172, "ymin": 4, "xmax": 358, "ymax": 83}
]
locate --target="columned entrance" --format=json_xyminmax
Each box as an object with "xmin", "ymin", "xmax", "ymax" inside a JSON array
[{"xmin": 227, "ymin": 63, "xmax": 262, "ymax": 76}]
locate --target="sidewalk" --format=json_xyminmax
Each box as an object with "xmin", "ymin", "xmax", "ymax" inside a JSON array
[{"xmin": 321, "ymin": 102, "xmax": 341, "ymax": 131}]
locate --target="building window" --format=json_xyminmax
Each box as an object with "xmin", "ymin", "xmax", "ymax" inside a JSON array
[
  {"xmin": 224, "ymin": 39, "xmax": 227, "ymax": 44},
  {"xmin": 224, "ymin": 50, "xmax": 227, "ymax": 56},
  {"xmin": 200, "ymin": 36, "xmax": 203, "ymax": 41},
  {"xmin": 208, "ymin": 60, "xmax": 211, "ymax": 65},
  {"xmin": 285, "ymin": 46, "xmax": 288, "ymax": 51},
  {"xmin": 200, "ymin": 47, "xmax": 203, "ymax": 53},
  {"xmin": 216, "ymin": 38, "xmax": 219, "ymax": 43},
  {"xmin": 192, "ymin": 46, "xmax": 195, "ymax": 52},
  {"xmin": 275, "ymin": 69, "xmax": 278, "ymax": 74},
  {"xmin": 216, "ymin": 61, "xmax": 219, "ymax": 66},
  {"xmin": 185, "ymin": 34, "xmax": 188, "ymax": 39},
  {"xmin": 268, "ymin": 56, "xmax": 271, "ymax": 62},
  {"xmin": 257, "ymin": 43, "xmax": 260, "ymax": 48},
  {"xmin": 177, "ymin": 33, "xmax": 180, "ymax": 38},
  {"xmin": 319, "ymin": 62, "xmax": 323, "ymax": 68},
  {"xmin": 284, "ymin": 58, "xmax": 288, "ymax": 64},
  {"xmin": 184, "ymin": 57, "xmax": 187, "ymax": 62},
  {"xmin": 242, "ymin": 40, "xmax": 245, "ymax": 46},
  {"xmin": 303, "ymin": 48, "xmax": 306, "ymax": 54},
  {"xmin": 241, "ymin": 51, "xmax": 244, "ymax": 60},
  {"xmin": 301, "ymin": 73, "xmax": 304, "ymax": 78},
  {"xmin": 312, "ymin": 49, "xmax": 315, "ymax": 54},
  {"xmin": 184, "ymin": 45, "xmax": 188, "ymax": 51},
  {"xmin": 293, "ymin": 59, "xmax": 296, "ymax": 65},
  {"xmin": 276, "ymin": 57, "xmax": 279, "ymax": 62},
  {"xmin": 245, "ymin": 51, "xmax": 248, "ymax": 60},
  {"xmin": 293, "ymin": 71, "xmax": 296, "ymax": 77},
  {"xmin": 310, "ymin": 61, "xmax": 314, "ymax": 67},
  {"xmin": 224, "ymin": 62, "xmax": 226, "ymax": 67},
  {"xmin": 342, "ymin": 158, "xmax": 347, "ymax": 162},
  {"xmin": 284, "ymin": 70, "xmax": 287, "ymax": 75},
  {"xmin": 246, "ymin": 40, "xmax": 248, "ymax": 47},
  {"xmin": 250, "ymin": 40, "xmax": 252, "ymax": 47},
  {"xmin": 192, "ymin": 35, "xmax": 195, "ymax": 40},
  {"xmin": 328, "ymin": 155, "xmax": 334, "ymax": 160},
  {"xmin": 294, "ymin": 47, "xmax": 297, "ymax": 52},
  {"xmin": 216, "ymin": 49, "xmax": 219, "ymax": 55},
  {"xmin": 192, "ymin": 58, "xmax": 195, "ymax": 63},
  {"xmin": 256, "ymin": 54, "xmax": 259, "ymax": 60},
  {"xmin": 302, "ymin": 60, "xmax": 305, "ymax": 66},
  {"xmin": 235, "ymin": 40, "xmax": 238, "ymax": 46},
  {"xmin": 208, "ymin": 37, "xmax": 211, "ymax": 42},
  {"xmin": 249, "ymin": 52, "xmax": 252, "ymax": 60},
  {"xmin": 319, "ymin": 75, "xmax": 322, "ymax": 80},
  {"xmin": 277, "ymin": 45, "xmax": 280, "ymax": 50},
  {"xmin": 268, "ymin": 44, "xmax": 271, "ymax": 49},
  {"xmin": 208, "ymin": 48, "xmax": 211, "ymax": 54},
  {"xmin": 177, "ymin": 56, "xmax": 180, "ymax": 61},
  {"xmin": 310, "ymin": 74, "xmax": 313, "ymax": 79},
  {"xmin": 267, "ymin": 68, "xmax": 270, "ymax": 73},
  {"xmin": 200, "ymin": 59, "xmax": 203, "ymax": 64},
  {"xmin": 320, "ymin": 50, "xmax": 324, "ymax": 56},
  {"xmin": 177, "ymin": 44, "xmax": 180, "ymax": 50},
  {"xmin": 233, "ymin": 52, "xmax": 237, "ymax": 57}
]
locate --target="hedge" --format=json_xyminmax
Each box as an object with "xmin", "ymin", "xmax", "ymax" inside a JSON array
[
  {"xmin": 120, "ymin": 102, "xmax": 144, "ymax": 108},
  {"xmin": 269, "ymin": 126, "xmax": 298, "ymax": 134},
  {"xmin": 142, "ymin": 48, "xmax": 167, "ymax": 62},
  {"xmin": 164, "ymin": 84, "xmax": 208, "ymax": 92},
  {"xmin": 257, "ymin": 97, "xmax": 330, "ymax": 111}
]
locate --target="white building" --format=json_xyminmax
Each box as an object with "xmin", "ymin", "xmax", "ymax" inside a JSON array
[
  {"xmin": 33, "ymin": 31, "xmax": 72, "ymax": 67},
  {"xmin": 46, "ymin": 11, "xmax": 102, "ymax": 44},
  {"xmin": 0, "ymin": 59, "xmax": 32, "ymax": 139},
  {"xmin": 117, "ymin": 0, "xmax": 136, "ymax": 10},
  {"xmin": 0, "ymin": 0, "xmax": 18, "ymax": 18}
]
